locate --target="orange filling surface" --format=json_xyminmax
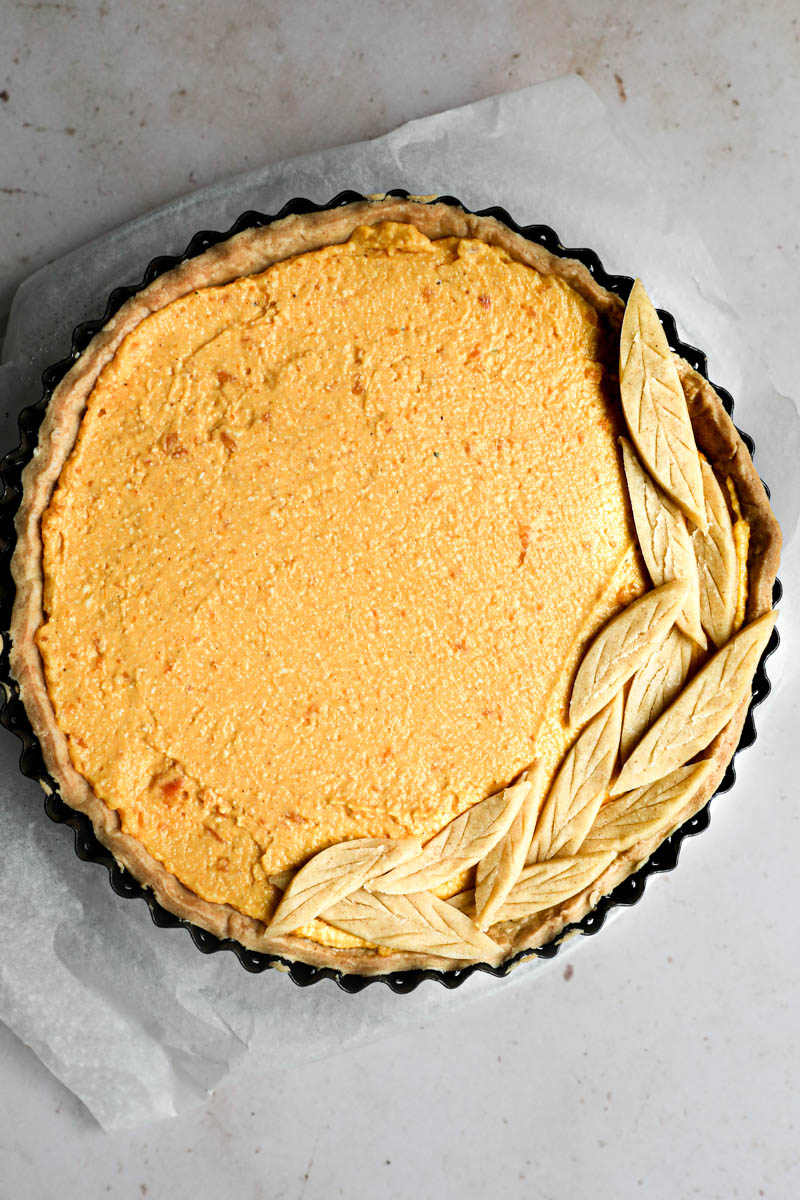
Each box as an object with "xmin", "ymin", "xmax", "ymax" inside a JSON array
[{"xmin": 37, "ymin": 222, "xmax": 646, "ymax": 922}]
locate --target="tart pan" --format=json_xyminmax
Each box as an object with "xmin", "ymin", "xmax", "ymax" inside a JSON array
[{"xmin": 0, "ymin": 190, "xmax": 781, "ymax": 993}]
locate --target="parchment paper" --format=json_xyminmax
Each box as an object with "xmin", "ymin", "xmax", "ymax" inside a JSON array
[{"xmin": 1, "ymin": 75, "xmax": 797, "ymax": 1131}]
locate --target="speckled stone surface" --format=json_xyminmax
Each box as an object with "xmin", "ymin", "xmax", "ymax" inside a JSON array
[{"xmin": 1, "ymin": 2, "xmax": 799, "ymax": 1197}]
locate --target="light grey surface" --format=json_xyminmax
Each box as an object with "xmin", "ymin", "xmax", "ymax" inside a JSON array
[
  {"xmin": 1, "ymin": 2, "xmax": 799, "ymax": 1197},
  {"xmin": 7, "ymin": 71, "xmax": 773, "ymax": 1133}
]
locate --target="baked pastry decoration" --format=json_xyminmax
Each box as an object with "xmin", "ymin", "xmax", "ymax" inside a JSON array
[{"xmin": 9, "ymin": 197, "xmax": 780, "ymax": 975}]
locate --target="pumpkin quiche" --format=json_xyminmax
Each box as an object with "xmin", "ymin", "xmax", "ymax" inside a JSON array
[{"xmin": 10, "ymin": 197, "xmax": 781, "ymax": 974}]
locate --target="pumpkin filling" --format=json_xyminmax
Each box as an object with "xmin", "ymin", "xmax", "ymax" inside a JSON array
[{"xmin": 36, "ymin": 221, "xmax": 646, "ymax": 925}]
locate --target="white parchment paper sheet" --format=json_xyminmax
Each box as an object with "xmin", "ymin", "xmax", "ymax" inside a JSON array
[{"xmin": 1, "ymin": 75, "xmax": 797, "ymax": 1131}]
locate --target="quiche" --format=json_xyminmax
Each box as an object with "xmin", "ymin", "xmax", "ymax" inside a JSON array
[{"xmin": 9, "ymin": 197, "xmax": 781, "ymax": 975}]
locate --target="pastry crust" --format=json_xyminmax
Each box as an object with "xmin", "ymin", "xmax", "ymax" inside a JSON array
[{"xmin": 9, "ymin": 197, "xmax": 782, "ymax": 975}]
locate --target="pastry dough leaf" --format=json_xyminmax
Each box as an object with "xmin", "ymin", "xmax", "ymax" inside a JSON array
[
  {"xmin": 496, "ymin": 852, "xmax": 616, "ymax": 922},
  {"xmin": 614, "ymin": 611, "xmax": 776, "ymax": 794},
  {"xmin": 621, "ymin": 437, "xmax": 706, "ymax": 647},
  {"xmin": 620, "ymin": 279, "xmax": 707, "ymax": 530},
  {"xmin": 528, "ymin": 692, "xmax": 623, "ymax": 863},
  {"xmin": 323, "ymin": 889, "xmax": 501, "ymax": 961},
  {"xmin": 694, "ymin": 457, "xmax": 738, "ymax": 648},
  {"xmin": 583, "ymin": 760, "xmax": 715, "ymax": 853},
  {"xmin": 267, "ymin": 838, "xmax": 420, "ymax": 936},
  {"xmin": 475, "ymin": 761, "xmax": 544, "ymax": 929},
  {"xmin": 569, "ymin": 580, "xmax": 686, "ymax": 727},
  {"xmin": 370, "ymin": 776, "xmax": 531, "ymax": 895},
  {"xmin": 620, "ymin": 626, "xmax": 694, "ymax": 760}
]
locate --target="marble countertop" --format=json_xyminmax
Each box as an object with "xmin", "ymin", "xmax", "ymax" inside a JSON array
[{"xmin": 1, "ymin": 2, "xmax": 798, "ymax": 1197}]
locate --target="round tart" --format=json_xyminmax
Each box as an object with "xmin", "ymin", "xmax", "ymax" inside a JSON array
[{"xmin": 10, "ymin": 197, "xmax": 781, "ymax": 975}]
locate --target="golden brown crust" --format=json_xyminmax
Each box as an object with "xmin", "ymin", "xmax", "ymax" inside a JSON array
[{"xmin": 9, "ymin": 197, "xmax": 781, "ymax": 975}]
